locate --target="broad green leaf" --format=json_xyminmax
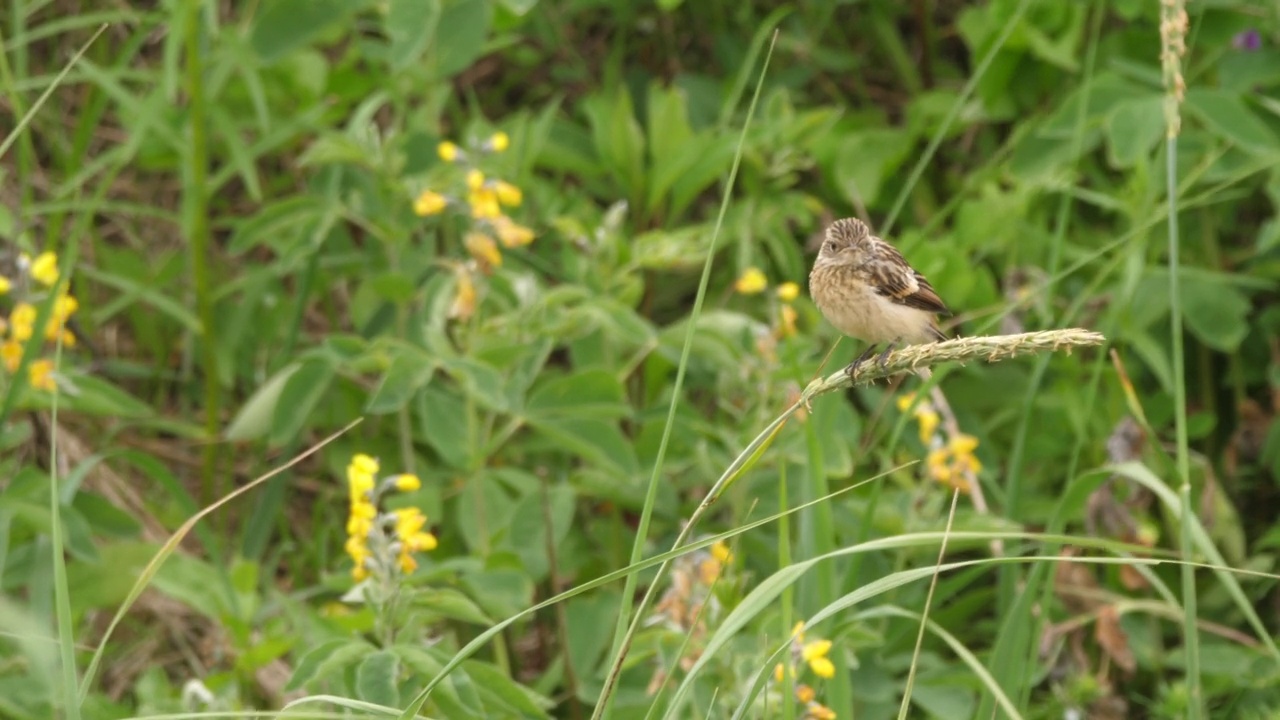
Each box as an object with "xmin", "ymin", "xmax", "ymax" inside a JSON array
[
  {"xmin": 392, "ymin": 646, "xmax": 482, "ymax": 717},
  {"xmin": 1186, "ymin": 88, "xmax": 1280, "ymax": 153},
  {"xmin": 270, "ymin": 355, "xmax": 336, "ymax": 446},
  {"xmin": 356, "ymin": 650, "xmax": 400, "ymax": 707},
  {"xmin": 582, "ymin": 88, "xmax": 645, "ymax": 201},
  {"xmin": 225, "ymin": 361, "xmax": 302, "ymax": 441},
  {"xmin": 500, "ymin": 484, "xmax": 576, "ymax": 580},
  {"xmin": 367, "ymin": 347, "xmax": 437, "ymax": 414},
  {"xmin": 1105, "ymin": 96, "xmax": 1164, "ymax": 168},
  {"xmin": 56, "ymin": 374, "xmax": 153, "ymax": 419},
  {"xmin": 412, "ymin": 588, "xmax": 493, "ymax": 625},
  {"xmin": 1179, "ymin": 276, "xmax": 1250, "ymax": 352},
  {"xmin": 462, "ymin": 660, "xmax": 553, "ymax": 718},
  {"xmin": 385, "ymin": 0, "xmax": 441, "ymax": 69},
  {"xmin": 526, "ymin": 369, "xmax": 629, "ymax": 419},
  {"xmin": 250, "ymin": 0, "xmax": 367, "ymax": 62},
  {"xmin": 525, "ymin": 416, "xmax": 640, "ymax": 476},
  {"xmin": 441, "ymin": 357, "xmax": 509, "ymax": 412},
  {"xmin": 287, "ymin": 639, "xmax": 373, "ymax": 690},
  {"xmin": 432, "ymin": 0, "xmax": 492, "ymax": 77},
  {"xmin": 832, "ymin": 128, "xmax": 912, "ymax": 207},
  {"xmin": 417, "ymin": 385, "xmax": 472, "ymax": 470}
]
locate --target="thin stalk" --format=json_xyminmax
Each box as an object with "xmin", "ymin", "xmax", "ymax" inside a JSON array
[
  {"xmin": 184, "ymin": 0, "xmax": 220, "ymax": 506},
  {"xmin": 594, "ymin": 30, "xmax": 780, "ymax": 720}
]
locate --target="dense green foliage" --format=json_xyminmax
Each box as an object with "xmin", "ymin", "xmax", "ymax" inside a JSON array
[{"xmin": 2, "ymin": 0, "xmax": 1279, "ymax": 718}]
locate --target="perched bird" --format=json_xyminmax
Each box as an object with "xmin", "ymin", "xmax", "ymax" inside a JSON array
[{"xmin": 808, "ymin": 217, "xmax": 951, "ymax": 374}]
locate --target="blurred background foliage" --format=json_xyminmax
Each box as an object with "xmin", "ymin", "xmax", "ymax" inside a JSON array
[{"xmin": 1, "ymin": 0, "xmax": 1279, "ymax": 718}]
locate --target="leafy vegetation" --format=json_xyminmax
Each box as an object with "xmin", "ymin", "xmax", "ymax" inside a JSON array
[{"xmin": 2, "ymin": 0, "xmax": 1279, "ymax": 718}]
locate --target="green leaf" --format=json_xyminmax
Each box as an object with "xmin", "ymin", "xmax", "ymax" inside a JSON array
[
  {"xmin": 832, "ymin": 128, "xmax": 913, "ymax": 207},
  {"xmin": 1105, "ymin": 96, "xmax": 1164, "ymax": 168},
  {"xmin": 1180, "ymin": 276, "xmax": 1251, "ymax": 352},
  {"xmin": 500, "ymin": 484, "xmax": 576, "ymax": 581},
  {"xmin": 582, "ymin": 88, "xmax": 645, "ymax": 202},
  {"xmin": 225, "ymin": 361, "xmax": 302, "ymax": 441},
  {"xmin": 391, "ymin": 646, "xmax": 482, "ymax": 717},
  {"xmin": 413, "ymin": 588, "xmax": 493, "ymax": 625},
  {"xmin": 385, "ymin": 0, "xmax": 441, "ymax": 69},
  {"xmin": 417, "ymin": 385, "xmax": 472, "ymax": 470},
  {"xmin": 287, "ymin": 639, "xmax": 373, "ymax": 691},
  {"xmin": 1185, "ymin": 88, "xmax": 1280, "ymax": 154},
  {"xmin": 526, "ymin": 369, "xmax": 629, "ymax": 420},
  {"xmin": 524, "ymin": 416, "xmax": 640, "ymax": 476},
  {"xmin": 57, "ymin": 374, "xmax": 153, "ymax": 419},
  {"xmin": 355, "ymin": 650, "xmax": 400, "ymax": 707},
  {"xmin": 441, "ymin": 357, "xmax": 509, "ymax": 412},
  {"xmin": 250, "ymin": 0, "xmax": 367, "ymax": 62},
  {"xmin": 432, "ymin": 0, "xmax": 493, "ymax": 77},
  {"xmin": 462, "ymin": 660, "xmax": 553, "ymax": 717},
  {"xmin": 270, "ymin": 355, "xmax": 335, "ymax": 446},
  {"xmin": 367, "ymin": 347, "xmax": 437, "ymax": 414}
]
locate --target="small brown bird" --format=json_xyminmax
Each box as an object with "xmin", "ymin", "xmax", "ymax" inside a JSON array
[{"xmin": 808, "ymin": 217, "xmax": 951, "ymax": 374}]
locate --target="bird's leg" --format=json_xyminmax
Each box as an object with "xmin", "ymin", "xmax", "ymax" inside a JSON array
[
  {"xmin": 876, "ymin": 341, "xmax": 898, "ymax": 370},
  {"xmin": 845, "ymin": 344, "xmax": 879, "ymax": 379}
]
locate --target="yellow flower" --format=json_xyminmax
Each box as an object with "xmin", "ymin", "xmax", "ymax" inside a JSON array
[
  {"xmin": 777, "ymin": 304, "xmax": 798, "ymax": 338},
  {"xmin": 795, "ymin": 684, "xmax": 816, "ymax": 704},
  {"xmin": 710, "ymin": 540, "xmax": 733, "ymax": 565},
  {"xmin": 393, "ymin": 507, "xmax": 438, "ymax": 573},
  {"xmin": 28, "ymin": 359, "xmax": 55, "ymax": 391},
  {"xmin": 488, "ymin": 131, "xmax": 509, "ymax": 152},
  {"xmin": 468, "ymin": 187, "xmax": 501, "ymax": 219},
  {"xmin": 776, "ymin": 281, "xmax": 800, "ymax": 302},
  {"xmin": 30, "ymin": 252, "xmax": 59, "ymax": 286},
  {"xmin": 1, "ymin": 340, "xmax": 23, "ymax": 373},
  {"xmin": 734, "ymin": 267, "xmax": 767, "ymax": 295},
  {"xmin": 895, "ymin": 392, "xmax": 917, "ymax": 413},
  {"xmin": 0, "ymin": 276, "xmax": 10, "ymax": 295},
  {"xmin": 449, "ymin": 266, "xmax": 477, "ymax": 321},
  {"xmin": 466, "ymin": 169, "xmax": 485, "ymax": 190},
  {"xmin": 413, "ymin": 189, "xmax": 448, "ymax": 216},
  {"xmin": 774, "ymin": 663, "xmax": 786, "ymax": 683},
  {"xmin": 491, "ymin": 216, "xmax": 535, "ymax": 247},
  {"xmin": 807, "ymin": 702, "xmax": 836, "ymax": 720},
  {"xmin": 492, "ymin": 180, "xmax": 522, "ymax": 207},
  {"xmin": 465, "ymin": 231, "xmax": 503, "ymax": 270},
  {"xmin": 916, "ymin": 408, "xmax": 939, "ymax": 445},
  {"xmin": 394, "ymin": 474, "xmax": 421, "ymax": 492},
  {"xmin": 949, "ymin": 433, "xmax": 979, "ymax": 456},
  {"xmin": 802, "ymin": 639, "xmax": 835, "ymax": 678},
  {"xmin": 437, "ymin": 141, "xmax": 460, "ymax": 163},
  {"xmin": 10, "ymin": 303, "xmax": 36, "ymax": 342}
]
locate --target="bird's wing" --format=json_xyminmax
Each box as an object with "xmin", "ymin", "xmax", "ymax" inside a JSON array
[{"xmin": 866, "ymin": 239, "xmax": 951, "ymax": 316}]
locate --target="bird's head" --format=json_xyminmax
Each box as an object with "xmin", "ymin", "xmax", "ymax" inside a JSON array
[{"xmin": 815, "ymin": 217, "xmax": 871, "ymax": 268}]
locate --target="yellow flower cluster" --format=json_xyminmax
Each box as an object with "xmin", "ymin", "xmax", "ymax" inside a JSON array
[
  {"xmin": 926, "ymin": 433, "xmax": 981, "ymax": 493},
  {"xmin": 0, "ymin": 251, "xmax": 77, "ymax": 392},
  {"xmin": 895, "ymin": 392, "xmax": 979, "ymax": 493},
  {"xmin": 651, "ymin": 539, "xmax": 733, "ymax": 637},
  {"xmin": 344, "ymin": 454, "xmax": 436, "ymax": 581},
  {"xmin": 734, "ymin": 267, "xmax": 802, "ymax": 339},
  {"xmin": 895, "ymin": 392, "xmax": 940, "ymax": 446},
  {"xmin": 774, "ymin": 621, "xmax": 838, "ymax": 718},
  {"xmin": 411, "ymin": 130, "xmax": 536, "ymax": 321}
]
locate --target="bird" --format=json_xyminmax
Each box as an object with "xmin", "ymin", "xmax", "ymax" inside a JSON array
[{"xmin": 808, "ymin": 217, "xmax": 951, "ymax": 376}]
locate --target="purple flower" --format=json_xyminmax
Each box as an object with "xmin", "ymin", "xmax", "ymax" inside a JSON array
[{"xmin": 1232, "ymin": 29, "xmax": 1261, "ymax": 51}]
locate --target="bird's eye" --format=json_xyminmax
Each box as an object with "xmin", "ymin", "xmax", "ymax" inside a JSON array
[{"xmin": 824, "ymin": 241, "xmax": 836, "ymax": 253}]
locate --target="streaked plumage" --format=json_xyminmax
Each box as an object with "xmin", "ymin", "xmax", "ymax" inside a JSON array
[{"xmin": 808, "ymin": 217, "xmax": 950, "ymax": 368}]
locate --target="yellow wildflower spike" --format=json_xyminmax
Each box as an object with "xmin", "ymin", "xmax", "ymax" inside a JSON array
[
  {"xmin": 30, "ymin": 252, "xmax": 59, "ymax": 286},
  {"xmin": 776, "ymin": 281, "xmax": 800, "ymax": 302},
  {"xmin": 488, "ymin": 131, "xmax": 509, "ymax": 152},
  {"xmin": 437, "ymin": 141, "xmax": 460, "ymax": 163},
  {"xmin": 413, "ymin": 190, "xmax": 448, "ymax": 216},
  {"xmin": 734, "ymin": 267, "xmax": 767, "ymax": 295}
]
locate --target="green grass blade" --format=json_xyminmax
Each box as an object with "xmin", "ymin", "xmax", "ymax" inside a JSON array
[{"xmin": 593, "ymin": 28, "xmax": 781, "ymax": 719}]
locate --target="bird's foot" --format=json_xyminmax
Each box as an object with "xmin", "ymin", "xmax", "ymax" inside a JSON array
[
  {"xmin": 844, "ymin": 344, "xmax": 879, "ymax": 381},
  {"xmin": 876, "ymin": 342, "xmax": 898, "ymax": 370}
]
